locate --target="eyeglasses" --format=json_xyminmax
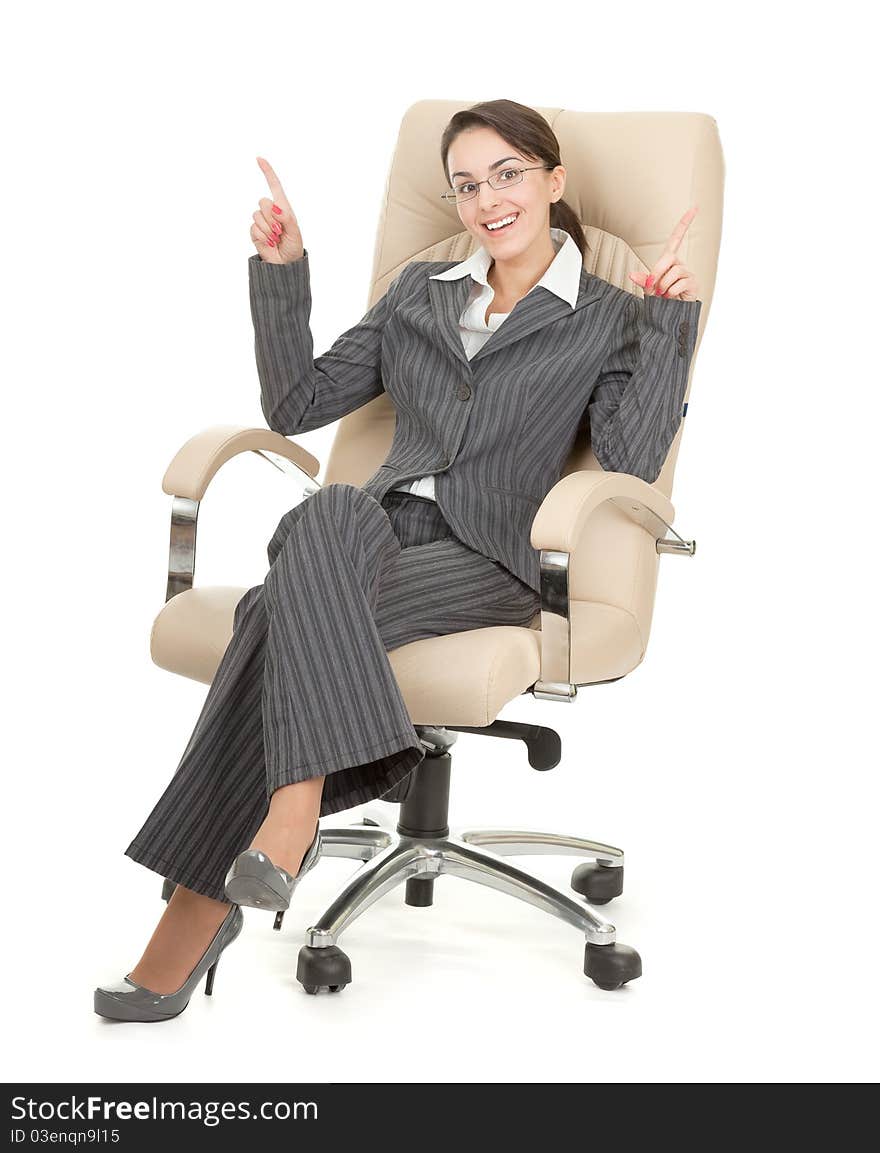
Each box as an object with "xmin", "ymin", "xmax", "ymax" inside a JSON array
[{"xmin": 440, "ymin": 164, "xmax": 554, "ymax": 204}]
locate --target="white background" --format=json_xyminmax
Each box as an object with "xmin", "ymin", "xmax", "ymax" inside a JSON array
[{"xmin": 1, "ymin": 0, "xmax": 876, "ymax": 1085}]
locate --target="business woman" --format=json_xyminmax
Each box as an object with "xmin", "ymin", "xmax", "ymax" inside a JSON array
[{"xmin": 94, "ymin": 98, "xmax": 702, "ymax": 1021}]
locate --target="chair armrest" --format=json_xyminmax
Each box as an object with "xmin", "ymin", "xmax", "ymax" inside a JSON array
[
  {"xmin": 531, "ymin": 470, "xmax": 676, "ymax": 552},
  {"xmin": 162, "ymin": 423, "xmax": 320, "ymax": 501},
  {"xmin": 161, "ymin": 424, "xmax": 321, "ymax": 601},
  {"xmin": 529, "ymin": 470, "xmax": 692, "ymax": 702}
]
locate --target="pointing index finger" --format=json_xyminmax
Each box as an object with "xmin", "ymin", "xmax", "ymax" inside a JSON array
[
  {"xmin": 257, "ymin": 156, "xmax": 288, "ymax": 206},
  {"xmin": 664, "ymin": 204, "xmax": 699, "ymax": 254}
]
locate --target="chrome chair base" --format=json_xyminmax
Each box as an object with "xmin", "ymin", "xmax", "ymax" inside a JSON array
[
  {"xmin": 282, "ymin": 728, "xmax": 639, "ymax": 993},
  {"xmin": 308, "ymin": 810, "xmax": 624, "ymax": 948}
]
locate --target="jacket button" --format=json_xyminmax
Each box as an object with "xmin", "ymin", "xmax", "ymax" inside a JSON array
[
  {"xmin": 679, "ymin": 320, "xmax": 690, "ymax": 335},
  {"xmin": 456, "ymin": 383, "xmax": 472, "ymax": 401},
  {"xmin": 438, "ymin": 455, "xmax": 449, "ymax": 467}
]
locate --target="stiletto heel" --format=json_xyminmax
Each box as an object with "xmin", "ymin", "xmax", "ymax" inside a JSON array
[
  {"xmin": 225, "ymin": 822, "xmax": 322, "ymax": 918},
  {"xmin": 205, "ymin": 958, "xmax": 219, "ymax": 996},
  {"xmin": 94, "ymin": 903, "xmax": 244, "ymax": 1022}
]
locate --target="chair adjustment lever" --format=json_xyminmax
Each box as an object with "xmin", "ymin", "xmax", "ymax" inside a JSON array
[{"xmin": 446, "ymin": 721, "xmax": 561, "ymax": 771}]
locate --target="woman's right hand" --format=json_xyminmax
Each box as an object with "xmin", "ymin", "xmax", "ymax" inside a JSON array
[{"xmin": 251, "ymin": 156, "xmax": 305, "ymax": 264}]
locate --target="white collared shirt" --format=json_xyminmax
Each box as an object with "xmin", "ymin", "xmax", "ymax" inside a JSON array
[{"xmin": 391, "ymin": 227, "xmax": 582, "ymax": 500}]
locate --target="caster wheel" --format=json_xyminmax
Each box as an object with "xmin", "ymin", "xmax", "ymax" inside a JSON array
[
  {"xmin": 571, "ymin": 862, "xmax": 624, "ymax": 905},
  {"xmin": 584, "ymin": 941, "xmax": 642, "ymax": 990},
  {"xmin": 297, "ymin": 945, "xmax": 352, "ymax": 995},
  {"xmin": 161, "ymin": 878, "xmax": 176, "ymax": 902}
]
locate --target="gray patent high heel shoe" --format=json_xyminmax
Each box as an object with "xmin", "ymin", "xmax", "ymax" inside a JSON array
[
  {"xmin": 224, "ymin": 822, "xmax": 322, "ymax": 930},
  {"xmin": 94, "ymin": 902, "xmax": 244, "ymax": 1022}
]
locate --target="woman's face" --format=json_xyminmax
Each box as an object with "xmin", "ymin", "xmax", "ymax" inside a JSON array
[{"xmin": 447, "ymin": 126, "xmax": 564, "ymax": 262}]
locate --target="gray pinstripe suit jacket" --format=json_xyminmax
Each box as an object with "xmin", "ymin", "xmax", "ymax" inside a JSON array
[{"xmin": 248, "ymin": 249, "xmax": 702, "ymax": 594}]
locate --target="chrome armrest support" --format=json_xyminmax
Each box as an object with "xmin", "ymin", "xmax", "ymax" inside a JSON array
[
  {"xmin": 532, "ymin": 550, "xmax": 577, "ymax": 704},
  {"xmin": 530, "ymin": 471, "xmax": 696, "ymax": 702},
  {"xmin": 254, "ymin": 447, "xmax": 323, "ymax": 498},
  {"xmin": 166, "ymin": 496, "xmax": 200, "ymax": 601},
  {"xmin": 162, "ymin": 424, "xmax": 321, "ymax": 602},
  {"xmin": 613, "ymin": 496, "xmax": 696, "ymax": 556}
]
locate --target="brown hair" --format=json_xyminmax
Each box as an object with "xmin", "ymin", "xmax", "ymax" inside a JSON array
[{"xmin": 439, "ymin": 98, "xmax": 587, "ymax": 262}]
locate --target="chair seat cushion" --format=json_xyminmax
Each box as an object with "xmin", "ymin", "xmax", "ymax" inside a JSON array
[
  {"xmin": 150, "ymin": 587, "xmax": 245, "ymax": 686},
  {"xmin": 150, "ymin": 587, "xmax": 643, "ymax": 724}
]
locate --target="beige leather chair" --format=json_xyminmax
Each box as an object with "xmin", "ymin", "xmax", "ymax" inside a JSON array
[{"xmin": 152, "ymin": 100, "xmax": 723, "ymax": 993}]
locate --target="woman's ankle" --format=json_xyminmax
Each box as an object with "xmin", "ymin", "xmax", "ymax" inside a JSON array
[
  {"xmin": 266, "ymin": 777, "xmax": 324, "ymax": 824},
  {"xmin": 248, "ymin": 816, "xmax": 316, "ymax": 877},
  {"xmin": 128, "ymin": 887, "xmax": 231, "ymax": 993},
  {"xmin": 168, "ymin": 883, "xmax": 229, "ymax": 915}
]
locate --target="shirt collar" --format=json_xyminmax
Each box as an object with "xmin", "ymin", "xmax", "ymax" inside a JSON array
[{"xmin": 428, "ymin": 226, "xmax": 582, "ymax": 309}]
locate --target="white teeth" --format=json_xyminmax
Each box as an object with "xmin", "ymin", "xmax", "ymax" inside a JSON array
[{"xmin": 485, "ymin": 214, "xmax": 518, "ymax": 230}]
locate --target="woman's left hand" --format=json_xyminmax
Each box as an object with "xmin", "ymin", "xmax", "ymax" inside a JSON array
[{"xmin": 628, "ymin": 205, "xmax": 701, "ymax": 301}]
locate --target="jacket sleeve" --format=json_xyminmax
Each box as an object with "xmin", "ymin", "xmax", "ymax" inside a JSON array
[
  {"xmin": 248, "ymin": 248, "xmax": 402, "ymax": 435},
  {"xmin": 587, "ymin": 292, "xmax": 703, "ymax": 484}
]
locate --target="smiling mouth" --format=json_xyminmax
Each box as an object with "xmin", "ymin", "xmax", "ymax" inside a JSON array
[{"xmin": 481, "ymin": 212, "xmax": 520, "ymax": 234}]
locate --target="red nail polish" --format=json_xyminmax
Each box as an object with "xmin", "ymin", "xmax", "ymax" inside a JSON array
[
  {"xmin": 267, "ymin": 237, "xmax": 275, "ymax": 246},
  {"xmin": 646, "ymin": 275, "xmax": 655, "ymax": 288},
  {"xmin": 272, "ymin": 204, "xmax": 282, "ymax": 215}
]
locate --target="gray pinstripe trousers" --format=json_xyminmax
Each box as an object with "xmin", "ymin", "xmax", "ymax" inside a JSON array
[{"xmin": 124, "ymin": 484, "xmax": 541, "ymax": 903}]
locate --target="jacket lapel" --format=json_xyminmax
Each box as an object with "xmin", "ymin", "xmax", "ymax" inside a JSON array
[
  {"xmin": 427, "ymin": 274, "xmax": 475, "ymax": 372},
  {"xmin": 427, "ymin": 266, "xmax": 606, "ymax": 371}
]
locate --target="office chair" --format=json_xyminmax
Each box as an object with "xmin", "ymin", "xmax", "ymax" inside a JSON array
[{"xmin": 152, "ymin": 101, "xmax": 722, "ymax": 993}]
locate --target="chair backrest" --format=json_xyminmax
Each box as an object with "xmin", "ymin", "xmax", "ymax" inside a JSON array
[{"xmin": 326, "ymin": 100, "xmax": 723, "ymax": 657}]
